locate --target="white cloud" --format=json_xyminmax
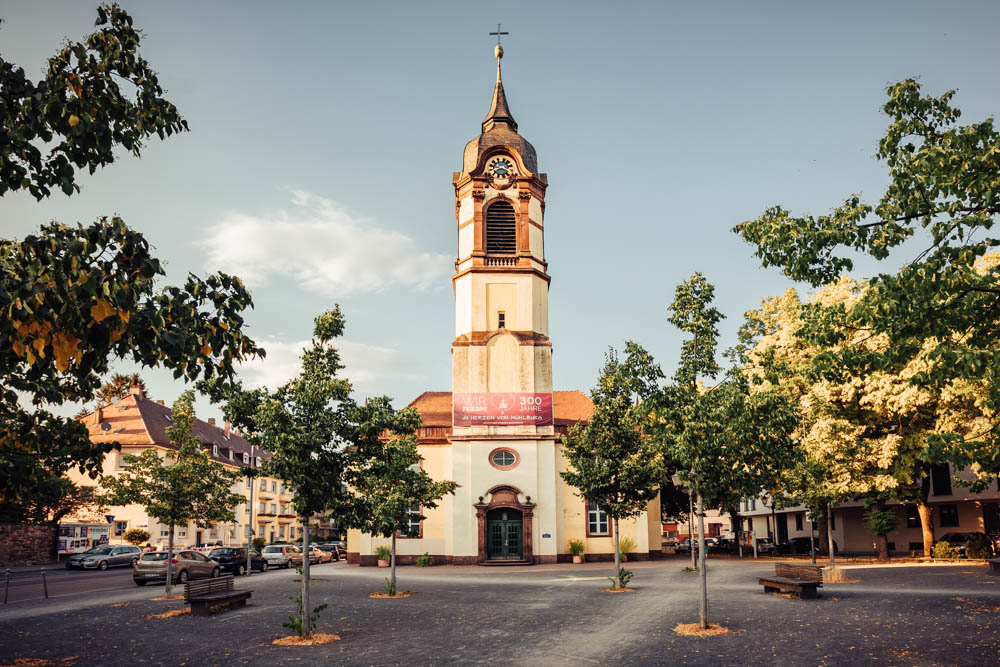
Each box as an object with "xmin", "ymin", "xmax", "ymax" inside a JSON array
[
  {"xmin": 200, "ymin": 190, "xmax": 449, "ymax": 296},
  {"xmin": 237, "ymin": 337, "xmax": 417, "ymax": 393}
]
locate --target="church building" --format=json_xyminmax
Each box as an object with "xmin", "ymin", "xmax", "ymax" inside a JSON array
[{"xmin": 347, "ymin": 45, "xmax": 661, "ymax": 565}]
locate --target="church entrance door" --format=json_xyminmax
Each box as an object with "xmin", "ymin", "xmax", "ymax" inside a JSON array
[{"xmin": 486, "ymin": 508, "xmax": 523, "ymax": 560}]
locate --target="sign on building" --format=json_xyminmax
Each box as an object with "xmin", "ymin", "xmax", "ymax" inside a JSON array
[{"xmin": 453, "ymin": 393, "xmax": 553, "ymax": 426}]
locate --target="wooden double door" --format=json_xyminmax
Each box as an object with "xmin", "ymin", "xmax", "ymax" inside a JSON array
[{"xmin": 486, "ymin": 508, "xmax": 523, "ymax": 560}]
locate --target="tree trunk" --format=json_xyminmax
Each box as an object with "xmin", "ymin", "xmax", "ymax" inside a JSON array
[
  {"xmin": 876, "ymin": 533, "xmax": 890, "ymax": 562},
  {"xmin": 302, "ymin": 517, "xmax": 312, "ymax": 637},
  {"xmin": 728, "ymin": 507, "xmax": 743, "ymax": 558},
  {"xmin": 165, "ymin": 524, "xmax": 175, "ymax": 596},
  {"xmin": 390, "ymin": 531, "xmax": 397, "ymax": 595},
  {"xmin": 612, "ymin": 518, "xmax": 622, "ymax": 589},
  {"xmin": 825, "ymin": 502, "xmax": 836, "ymax": 568},
  {"xmin": 917, "ymin": 474, "xmax": 934, "ymax": 557},
  {"xmin": 697, "ymin": 493, "xmax": 708, "ymax": 630},
  {"xmin": 817, "ymin": 512, "xmax": 830, "ymax": 556},
  {"xmin": 688, "ymin": 489, "xmax": 697, "ymax": 570}
]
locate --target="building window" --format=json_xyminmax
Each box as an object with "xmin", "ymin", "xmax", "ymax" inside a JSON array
[
  {"xmin": 116, "ymin": 453, "xmax": 131, "ymax": 470},
  {"xmin": 259, "ymin": 501, "xmax": 266, "ymax": 514},
  {"xmin": 270, "ymin": 503, "xmax": 277, "ymax": 514},
  {"xmin": 489, "ymin": 447, "xmax": 518, "ymax": 470},
  {"xmin": 161, "ymin": 529, "xmax": 169, "ymax": 538},
  {"xmin": 228, "ymin": 449, "xmax": 234, "ymax": 460},
  {"xmin": 260, "ymin": 478, "xmax": 267, "ymax": 491},
  {"xmin": 939, "ymin": 504, "xmax": 959, "ymax": 527},
  {"xmin": 485, "ymin": 200, "xmax": 516, "ymax": 254},
  {"xmin": 795, "ymin": 513, "xmax": 804, "ymax": 531},
  {"xmin": 399, "ymin": 506, "xmax": 421, "ymax": 538},
  {"xmin": 751, "ymin": 498, "xmax": 756, "ymax": 511},
  {"xmin": 114, "ymin": 521, "xmax": 128, "ymax": 536},
  {"xmin": 255, "ymin": 456, "xmax": 262, "ymax": 467},
  {"xmin": 212, "ymin": 444, "xmax": 219, "ymax": 456},
  {"xmin": 931, "ymin": 464, "xmax": 952, "ymax": 496},
  {"xmin": 243, "ymin": 453, "xmax": 249, "ymax": 464},
  {"xmin": 906, "ymin": 505, "xmax": 920, "ymax": 528},
  {"xmin": 497, "ymin": 312, "xmax": 506, "ymax": 329},
  {"xmin": 271, "ymin": 481, "xmax": 277, "ymax": 493},
  {"xmin": 587, "ymin": 502, "xmax": 609, "ymax": 536},
  {"xmin": 278, "ymin": 525, "xmax": 285, "ymax": 538},
  {"xmin": 177, "ymin": 528, "xmax": 186, "ymax": 538}
]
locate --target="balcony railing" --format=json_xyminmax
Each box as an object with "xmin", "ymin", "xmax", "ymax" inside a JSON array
[{"xmin": 485, "ymin": 255, "xmax": 517, "ymax": 267}]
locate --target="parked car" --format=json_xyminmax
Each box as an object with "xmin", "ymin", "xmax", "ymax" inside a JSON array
[
  {"xmin": 676, "ymin": 537, "xmax": 717, "ymax": 554},
  {"xmin": 710, "ymin": 538, "xmax": 738, "ymax": 554},
  {"xmin": 308, "ymin": 546, "xmax": 333, "ymax": 564},
  {"xmin": 935, "ymin": 532, "xmax": 994, "ymax": 557},
  {"xmin": 66, "ymin": 545, "xmax": 142, "ymax": 570},
  {"xmin": 261, "ymin": 544, "xmax": 303, "ymax": 569},
  {"xmin": 208, "ymin": 547, "xmax": 268, "ymax": 574},
  {"xmin": 133, "ymin": 550, "xmax": 220, "ymax": 585},
  {"xmin": 753, "ymin": 537, "xmax": 776, "ymax": 554},
  {"xmin": 774, "ymin": 537, "xmax": 838, "ymax": 555},
  {"xmin": 315, "ymin": 544, "xmax": 342, "ymax": 561}
]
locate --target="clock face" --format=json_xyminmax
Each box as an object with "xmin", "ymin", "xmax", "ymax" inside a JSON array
[{"xmin": 492, "ymin": 159, "xmax": 512, "ymax": 177}]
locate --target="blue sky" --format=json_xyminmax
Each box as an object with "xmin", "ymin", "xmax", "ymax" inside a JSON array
[{"xmin": 3, "ymin": 1, "xmax": 999, "ymax": 418}]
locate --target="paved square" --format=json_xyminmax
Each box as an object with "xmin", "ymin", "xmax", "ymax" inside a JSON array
[{"xmin": 1, "ymin": 558, "xmax": 998, "ymax": 666}]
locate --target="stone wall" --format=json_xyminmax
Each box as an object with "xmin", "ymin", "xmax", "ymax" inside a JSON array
[{"xmin": 0, "ymin": 524, "xmax": 56, "ymax": 567}]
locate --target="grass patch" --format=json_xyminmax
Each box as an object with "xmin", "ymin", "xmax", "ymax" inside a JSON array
[
  {"xmin": 369, "ymin": 591, "xmax": 416, "ymax": 598},
  {"xmin": 272, "ymin": 633, "xmax": 341, "ymax": 646},
  {"xmin": 145, "ymin": 608, "xmax": 190, "ymax": 619},
  {"xmin": 674, "ymin": 623, "xmax": 730, "ymax": 637}
]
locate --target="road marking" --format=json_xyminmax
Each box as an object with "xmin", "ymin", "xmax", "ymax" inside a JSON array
[{"xmin": 549, "ymin": 576, "xmax": 608, "ymax": 582}]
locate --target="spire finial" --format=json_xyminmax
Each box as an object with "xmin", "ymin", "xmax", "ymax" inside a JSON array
[{"xmin": 482, "ymin": 24, "xmax": 516, "ymax": 133}]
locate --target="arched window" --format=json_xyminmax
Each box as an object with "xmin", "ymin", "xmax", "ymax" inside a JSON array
[{"xmin": 485, "ymin": 200, "xmax": 516, "ymax": 254}]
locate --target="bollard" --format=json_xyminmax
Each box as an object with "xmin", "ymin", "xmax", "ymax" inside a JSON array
[
  {"xmin": 3, "ymin": 568, "xmax": 9, "ymax": 604},
  {"xmin": 41, "ymin": 568, "xmax": 48, "ymax": 599}
]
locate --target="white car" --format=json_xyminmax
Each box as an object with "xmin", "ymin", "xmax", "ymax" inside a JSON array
[{"xmin": 261, "ymin": 544, "xmax": 303, "ymax": 568}]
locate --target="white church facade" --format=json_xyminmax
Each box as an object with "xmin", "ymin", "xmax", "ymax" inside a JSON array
[{"xmin": 347, "ymin": 46, "xmax": 662, "ymax": 565}]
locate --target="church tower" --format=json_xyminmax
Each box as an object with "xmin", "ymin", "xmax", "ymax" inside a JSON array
[{"xmin": 448, "ymin": 44, "xmax": 557, "ymax": 563}]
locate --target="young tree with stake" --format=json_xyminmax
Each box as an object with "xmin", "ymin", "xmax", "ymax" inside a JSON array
[
  {"xmin": 561, "ymin": 344, "xmax": 664, "ymax": 590},
  {"xmin": 102, "ymin": 391, "xmax": 243, "ymax": 595}
]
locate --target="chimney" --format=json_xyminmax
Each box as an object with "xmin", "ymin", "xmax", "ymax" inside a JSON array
[
  {"xmin": 94, "ymin": 406, "xmax": 103, "ymax": 426},
  {"xmin": 129, "ymin": 383, "xmax": 145, "ymax": 400},
  {"xmin": 225, "ymin": 421, "xmax": 231, "ymax": 437},
  {"xmin": 156, "ymin": 400, "xmax": 164, "ymax": 405},
  {"xmin": 208, "ymin": 418, "xmax": 216, "ymax": 426}
]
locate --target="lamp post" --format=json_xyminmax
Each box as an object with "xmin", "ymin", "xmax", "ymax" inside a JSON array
[
  {"xmin": 245, "ymin": 443, "xmax": 255, "ymax": 577},
  {"xmin": 105, "ymin": 514, "xmax": 115, "ymax": 545}
]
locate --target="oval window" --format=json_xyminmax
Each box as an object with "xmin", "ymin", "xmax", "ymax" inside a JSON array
[{"xmin": 490, "ymin": 449, "xmax": 516, "ymax": 468}]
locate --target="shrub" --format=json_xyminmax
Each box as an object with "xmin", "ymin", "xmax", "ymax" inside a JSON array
[
  {"xmin": 964, "ymin": 534, "xmax": 991, "ymax": 559},
  {"xmin": 416, "ymin": 552, "xmax": 433, "ymax": 567},
  {"xmin": 252, "ymin": 537, "xmax": 266, "ymax": 552},
  {"xmin": 932, "ymin": 540, "xmax": 959, "ymax": 560},
  {"xmin": 608, "ymin": 567, "xmax": 635, "ymax": 589},
  {"xmin": 618, "ymin": 536, "xmax": 637, "ymax": 562},
  {"xmin": 375, "ymin": 545, "xmax": 392, "ymax": 561},
  {"xmin": 568, "ymin": 539, "xmax": 585, "ymax": 557},
  {"xmin": 123, "ymin": 527, "xmax": 150, "ymax": 546}
]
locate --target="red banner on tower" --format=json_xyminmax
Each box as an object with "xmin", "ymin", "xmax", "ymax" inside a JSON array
[{"xmin": 453, "ymin": 393, "xmax": 553, "ymax": 427}]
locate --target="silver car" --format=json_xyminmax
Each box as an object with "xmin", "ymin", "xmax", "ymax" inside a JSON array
[
  {"xmin": 261, "ymin": 544, "xmax": 303, "ymax": 569},
  {"xmin": 66, "ymin": 545, "xmax": 141, "ymax": 570},
  {"xmin": 132, "ymin": 550, "xmax": 220, "ymax": 585}
]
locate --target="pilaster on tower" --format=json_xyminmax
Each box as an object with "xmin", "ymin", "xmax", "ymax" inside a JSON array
[{"xmin": 451, "ymin": 45, "xmax": 553, "ymax": 438}]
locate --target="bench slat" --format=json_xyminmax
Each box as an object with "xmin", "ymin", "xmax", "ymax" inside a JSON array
[{"xmin": 774, "ymin": 564, "xmax": 823, "ymax": 583}]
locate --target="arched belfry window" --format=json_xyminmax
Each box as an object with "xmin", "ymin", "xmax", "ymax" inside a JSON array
[{"xmin": 485, "ymin": 200, "xmax": 516, "ymax": 255}]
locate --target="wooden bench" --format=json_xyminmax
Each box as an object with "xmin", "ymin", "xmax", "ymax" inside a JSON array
[
  {"xmin": 758, "ymin": 563, "xmax": 823, "ymax": 599},
  {"xmin": 183, "ymin": 576, "xmax": 252, "ymax": 616}
]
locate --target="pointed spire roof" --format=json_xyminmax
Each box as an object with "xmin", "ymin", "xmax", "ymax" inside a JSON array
[{"xmin": 482, "ymin": 45, "xmax": 517, "ymax": 133}]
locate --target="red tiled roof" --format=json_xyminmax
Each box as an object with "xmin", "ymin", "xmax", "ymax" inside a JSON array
[
  {"xmin": 407, "ymin": 390, "xmax": 593, "ymax": 430},
  {"xmin": 80, "ymin": 392, "xmax": 263, "ymax": 467}
]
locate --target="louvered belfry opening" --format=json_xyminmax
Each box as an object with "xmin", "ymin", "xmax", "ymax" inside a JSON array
[{"xmin": 485, "ymin": 200, "xmax": 517, "ymax": 255}]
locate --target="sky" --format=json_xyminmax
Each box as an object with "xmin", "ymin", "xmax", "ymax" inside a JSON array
[{"xmin": 3, "ymin": 0, "xmax": 999, "ymax": 420}]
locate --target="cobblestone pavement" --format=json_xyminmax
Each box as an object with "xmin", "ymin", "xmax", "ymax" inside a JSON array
[{"xmin": 1, "ymin": 557, "xmax": 997, "ymax": 666}]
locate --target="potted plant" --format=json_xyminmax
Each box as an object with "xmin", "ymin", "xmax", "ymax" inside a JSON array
[
  {"xmin": 618, "ymin": 536, "xmax": 636, "ymax": 563},
  {"xmin": 376, "ymin": 545, "xmax": 392, "ymax": 568},
  {"xmin": 568, "ymin": 539, "xmax": 585, "ymax": 564}
]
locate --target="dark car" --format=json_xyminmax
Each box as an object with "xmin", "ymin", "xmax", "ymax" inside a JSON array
[
  {"xmin": 208, "ymin": 547, "xmax": 268, "ymax": 574},
  {"xmin": 775, "ymin": 537, "xmax": 838, "ymax": 555},
  {"xmin": 935, "ymin": 532, "xmax": 994, "ymax": 557},
  {"xmin": 710, "ymin": 538, "xmax": 738, "ymax": 554}
]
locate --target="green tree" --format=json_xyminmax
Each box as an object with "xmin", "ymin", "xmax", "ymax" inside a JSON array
[
  {"xmin": 200, "ymin": 307, "xmax": 363, "ymax": 638},
  {"xmin": 652, "ymin": 274, "xmax": 796, "ymax": 628},
  {"xmin": 123, "ymin": 527, "xmax": 150, "ymax": 546},
  {"xmin": 734, "ymin": 78, "xmax": 1000, "ymax": 493},
  {"xmin": 560, "ymin": 343, "xmax": 665, "ymax": 590},
  {"xmin": 102, "ymin": 391, "xmax": 243, "ymax": 594},
  {"xmin": 350, "ymin": 404, "xmax": 458, "ymax": 595},
  {"xmin": 1, "ymin": 6, "xmax": 263, "ymax": 524},
  {"xmin": 1, "ymin": 4, "xmax": 187, "ymax": 200}
]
